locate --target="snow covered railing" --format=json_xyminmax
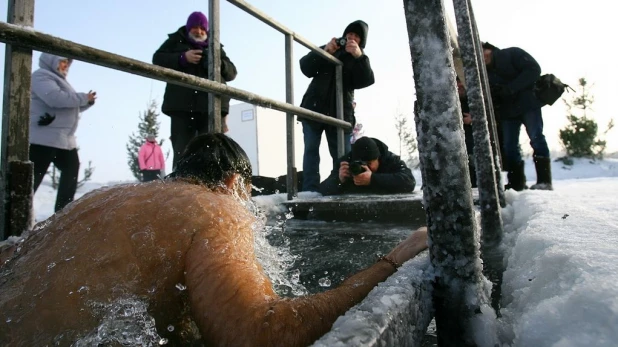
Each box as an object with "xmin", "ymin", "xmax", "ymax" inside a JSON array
[{"xmin": 0, "ymin": 0, "xmax": 354, "ymax": 238}]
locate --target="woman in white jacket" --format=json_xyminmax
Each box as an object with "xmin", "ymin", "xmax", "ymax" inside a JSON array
[{"xmin": 29, "ymin": 53, "xmax": 97, "ymax": 212}]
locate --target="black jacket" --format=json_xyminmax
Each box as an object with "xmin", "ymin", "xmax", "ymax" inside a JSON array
[
  {"xmin": 486, "ymin": 47, "xmax": 542, "ymax": 119},
  {"xmin": 299, "ymin": 20, "xmax": 375, "ymax": 126},
  {"xmin": 153, "ymin": 26, "xmax": 237, "ymax": 117},
  {"xmin": 319, "ymin": 138, "xmax": 416, "ymax": 196}
]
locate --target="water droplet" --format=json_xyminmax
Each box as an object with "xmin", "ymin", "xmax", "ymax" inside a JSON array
[
  {"xmin": 65, "ymin": 256, "xmax": 75, "ymax": 261},
  {"xmin": 47, "ymin": 262, "xmax": 56, "ymax": 271},
  {"xmin": 318, "ymin": 277, "xmax": 331, "ymax": 287},
  {"xmin": 349, "ymin": 238, "xmax": 354, "ymax": 243},
  {"xmin": 308, "ymin": 206, "xmax": 314, "ymax": 212},
  {"xmin": 361, "ymin": 236, "xmax": 365, "ymax": 240},
  {"xmin": 159, "ymin": 337, "xmax": 169, "ymax": 345},
  {"xmin": 78, "ymin": 286, "xmax": 89, "ymax": 293},
  {"xmin": 6, "ymin": 317, "xmax": 12, "ymax": 323},
  {"xmin": 167, "ymin": 325, "xmax": 175, "ymax": 332},
  {"xmin": 175, "ymin": 283, "xmax": 187, "ymax": 291},
  {"xmin": 324, "ymin": 271, "xmax": 328, "ymax": 275}
]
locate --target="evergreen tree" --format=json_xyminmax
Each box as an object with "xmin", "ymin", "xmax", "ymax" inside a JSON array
[
  {"xmin": 126, "ymin": 100, "xmax": 165, "ymax": 181},
  {"xmin": 559, "ymin": 78, "xmax": 614, "ymax": 160},
  {"xmin": 394, "ymin": 111, "xmax": 419, "ymax": 168}
]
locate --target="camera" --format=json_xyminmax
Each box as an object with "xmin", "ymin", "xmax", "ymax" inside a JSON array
[
  {"xmin": 336, "ymin": 37, "xmax": 347, "ymax": 47},
  {"xmin": 349, "ymin": 160, "xmax": 367, "ymax": 176}
]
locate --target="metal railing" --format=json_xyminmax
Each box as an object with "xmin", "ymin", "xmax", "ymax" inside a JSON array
[{"xmin": 0, "ymin": 0, "xmax": 352, "ymax": 239}]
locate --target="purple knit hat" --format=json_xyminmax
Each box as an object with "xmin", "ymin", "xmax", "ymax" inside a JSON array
[{"xmin": 186, "ymin": 11, "xmax": 208, "ymax": 31}]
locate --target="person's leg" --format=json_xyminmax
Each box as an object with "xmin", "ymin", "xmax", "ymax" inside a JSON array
[
  {"xmin": 170, "ymin": 115, "xmax": 197, "ymax": 169},
  {"xmin": 324, "ymin": 126, "xmax": 351, "ymax": 170},
  {"xmin": 501, "ymin": 118, "xmax": 527, "ymax": 191},
  {"xmin": 302, "ymin": 120, "xmax": 324, "ymax": 192},
  {"xmin": 142, "ymin": 170, "xmax": 161, "ymax": 182},
  {"xmin": 522, "ymin": 108, "xmax": 552, "ymax": 190},
  {"xmin": 53, "ymin": 148, "xmax": 80, "ymax": 212},
  {"xmin": 29, "ymin": 144, "xmax": 55, "ymax": 193}
]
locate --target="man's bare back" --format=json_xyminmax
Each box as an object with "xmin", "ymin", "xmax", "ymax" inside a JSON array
[{"xmin": 0, "ymin": 133, "xmax": 428, "ymax": 346}]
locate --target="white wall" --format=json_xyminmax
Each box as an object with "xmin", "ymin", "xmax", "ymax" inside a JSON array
[
  {"xmin": 228, "ymin": 102, "xmax": 340, "ymax": 181},
  {"xmin": 227, "ymin": 103, "xmax": 259, "ymax": 175}
]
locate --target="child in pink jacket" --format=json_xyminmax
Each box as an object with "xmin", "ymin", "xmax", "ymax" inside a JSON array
[{"xmin": 138, "ymin": 134, "xmax": 165, "ymax": 182}]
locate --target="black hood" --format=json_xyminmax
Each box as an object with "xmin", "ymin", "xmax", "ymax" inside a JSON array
[
  {"xmin": 342, "ymin": 20, "xmax": 369, "ymax": 49},
  {"xmin": 372, "ymin": 137, "xmax": 389, "ymax": 157}
]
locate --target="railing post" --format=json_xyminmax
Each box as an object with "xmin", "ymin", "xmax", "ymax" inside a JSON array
[
  {"xmin": 208, "ymin": 0, "xmax": 222, "ymax": 133},
  {"xmin": 335, "ymin": 65, "xmax": 345, "ymax": 157},
  {"xmin": 467, "ymin": 0, "xmax": 505, "ymax": 207},
  {"xmin": 453, "ymin": 0, "xmax": 505, "ymax": 312},
  {"xmin": 403, "ymin": 0, "xmax": 496, "ymax": 344},
  {"xmin": 1, "ymin": 0, "xmax": 35, "ymax": 240},
  {"xmin": 284, "ymin": 33, "xmax": 297, "ymax": 200}
]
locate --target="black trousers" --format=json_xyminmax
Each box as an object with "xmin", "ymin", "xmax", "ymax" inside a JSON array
[
  {"xmin": 169, "ymin": 113, "xmax": 208, "ymax": 170},
  {"xmin": 142, "ymin": 170, "xmax": 161, "ymax": 182},
  {"xmin": 30, "ymin": 144, "xmax": 80, "ymax": 212}
]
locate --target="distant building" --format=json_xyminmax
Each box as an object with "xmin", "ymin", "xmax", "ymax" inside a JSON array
[{"xmin": 226, "ymin": 102, "xmax": 305, "ymax": 177}]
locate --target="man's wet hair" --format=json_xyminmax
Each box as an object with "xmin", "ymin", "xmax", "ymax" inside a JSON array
[{"xmin": 168, "ymin": 133, "xmax": 252, "ymax": 186}]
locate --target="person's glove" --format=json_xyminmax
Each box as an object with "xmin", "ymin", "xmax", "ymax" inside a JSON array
[{"xmin": 38, "ymin": 113, "xmax": 56, "ymax": 126}]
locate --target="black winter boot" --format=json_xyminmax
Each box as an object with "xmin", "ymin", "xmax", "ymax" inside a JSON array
[
  {"xmin": 505, "ymin": 160, "xmax": 527, "ymax": 191},
  {"xmin": 530, "ymin": 156, "xmax": 553, "ymax": 190}
]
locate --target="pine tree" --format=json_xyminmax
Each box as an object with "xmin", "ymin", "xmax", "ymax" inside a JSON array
[
  {"xmin": 126, "ymin": 100, "xmax": 166, "ymax": 181},
  {"xmin": 394, "ymin": 111, "xmax": 419, "ymax": 168},
  {"xmin": 559, "ymin": 78, "xmax": 614, "ymax": 160}
]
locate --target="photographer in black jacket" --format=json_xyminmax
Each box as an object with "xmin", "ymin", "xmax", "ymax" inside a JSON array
[
  {"xmin": 153, "ymin": 11, "xmax": 237, "ymax": 169},
  {"xmin": 299, "ymin": 20, "xmax": 375, "ymax": 192},
  {"xmin": 319, "ymin": 137, "xmax": 416, "ymax": 196}
]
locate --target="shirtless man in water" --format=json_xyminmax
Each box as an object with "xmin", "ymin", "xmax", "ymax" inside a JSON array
[{"xmin": 0, "ymin": 133, "xmax": 428, "ymax": 346}]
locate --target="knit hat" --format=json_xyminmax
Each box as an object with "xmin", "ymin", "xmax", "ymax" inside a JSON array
[
  {"xmin": 186, "ymin": 11, "xmax": 208, "ymax": 31},
  {"xmin": 350, "ymin": 137, "xmax": 380, "ymax": 162}
]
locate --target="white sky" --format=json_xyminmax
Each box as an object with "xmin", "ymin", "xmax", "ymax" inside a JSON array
[{"xmin": 0, "ymin": 0, "xmax": 616, "ymax": 183}]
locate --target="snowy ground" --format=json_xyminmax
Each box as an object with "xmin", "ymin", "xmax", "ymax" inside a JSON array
[{"xmin": 28, "ymin": 156, "xmax": 618, "ymax": 346}]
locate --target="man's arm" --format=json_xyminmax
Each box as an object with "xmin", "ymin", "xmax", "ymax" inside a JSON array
[
  {"xmin": 349, "ymin": 54, "xmax": 375, "ymax": 89},
  {"xmin": 506, "ymin": 47, "xmax": 541, "ymax": 94},
  {"xmin": 153, "ymin": 37, "xmax": 185, "ymax": 71},
  {"xmin": 370, "ymin": 155, "xmax": 416, "ymax": 193},
  {"xmin": 299, "ymin": 46, "xmax": 332, "ymax": 78},
  {"xmin": 185, "ymin": 197, "xmax": 426, "ymax": 346},
  {"xmin": 220, "ymin": 46, "xmax": 237, "ymax": 82}
]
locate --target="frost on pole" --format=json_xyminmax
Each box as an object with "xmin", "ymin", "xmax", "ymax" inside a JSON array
[{"xmin": 403, "ymin": 0, "xmax": 496, "ymax": 345}]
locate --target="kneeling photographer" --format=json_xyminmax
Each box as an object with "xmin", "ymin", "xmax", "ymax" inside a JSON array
[{"xmin": 319, "ymin": 137, "xmax": 416, "ymax": 196}]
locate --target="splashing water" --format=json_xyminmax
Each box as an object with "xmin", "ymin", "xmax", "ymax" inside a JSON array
[
  {"xmin": 242, "ymin": 191, "xmax": 308, "ymax": 297},
  {"xmin": 73, "ymin": 297, "xmax": 162, "ymax": 346}
]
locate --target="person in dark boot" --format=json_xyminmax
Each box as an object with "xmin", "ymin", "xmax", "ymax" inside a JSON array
[
  {"xmin": 530, "ymin": 156, "xmax": 552, "ymax": 190},
  {"xmin": 504, "ymin": 160, "xmax": 527, "ymax": 191},
  {"xmin": 482, "ymin": 42, "xmax": 553, "ymax": 191}
]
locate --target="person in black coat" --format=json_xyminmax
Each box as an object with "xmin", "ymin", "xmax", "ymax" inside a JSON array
[
  {"xmin": 319, "ymin": 137, "xmax": 416, "ymax": 196},
  {"xmin": 299, "ymin": 20, "xmax": 375, "ymax": 192},
  {"xmin": 153, "ymin": 11, "xmax": 237, "ymax": 169},
  {"xmin": 483, "ymin": 42, "xmax": 552, "ymax": 191}
]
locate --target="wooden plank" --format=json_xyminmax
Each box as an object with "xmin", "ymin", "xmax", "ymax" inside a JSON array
[{"xmin": 1, "ymin": 0, "xmax": 35, "ymax": 240}]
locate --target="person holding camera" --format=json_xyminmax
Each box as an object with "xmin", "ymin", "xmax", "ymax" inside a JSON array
[
  {"xmin": 482, "ymin": 42, "xmax": 552, "ymax": 191},
  {"xmin": 319, "ymin": 136, "xmax": 416, "ymax": 196},
  {"xmin": 29, "ymin": 53, "xmax": 97, "ymax": 213},
  {"xmin": 153, "ymin": 11, "xmax": 237, "ymax": 169},
  {"xmin": 299, "ymin": 20, "xmax": 375, "ymax": 192}
]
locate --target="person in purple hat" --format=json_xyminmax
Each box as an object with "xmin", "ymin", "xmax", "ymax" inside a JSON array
[{"xmin": 153, "ymin": 11, "xmax": 237, "ymax": 169}]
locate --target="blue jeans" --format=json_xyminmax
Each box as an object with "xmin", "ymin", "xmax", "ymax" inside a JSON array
[
  {"xmin": 501, "ymin": 108, "xmax": 550, "ymax": 168},
  {"xmin": 302, "ymin": 120, "xmax": 352, "ymax": 192}
]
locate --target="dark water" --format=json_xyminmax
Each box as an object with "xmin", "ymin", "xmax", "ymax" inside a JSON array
[
  {"xmin": 266, "ymin": 218, "xmax": 438, "ymax": 345},
  {"xmin": 269, "ymin": 219, "xmax": 417, "ymax": 294}
]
